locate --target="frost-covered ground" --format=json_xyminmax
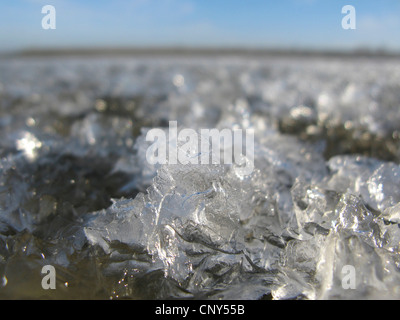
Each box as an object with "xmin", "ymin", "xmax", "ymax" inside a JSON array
[{"xmin": 0, "ymin": 55, "xmax": 400, "ymax": 299}]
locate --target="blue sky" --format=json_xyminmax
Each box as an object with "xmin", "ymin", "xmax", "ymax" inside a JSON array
[{"xmin": 0, "ymin": 0, "xmax": 399, "ymax": 52}]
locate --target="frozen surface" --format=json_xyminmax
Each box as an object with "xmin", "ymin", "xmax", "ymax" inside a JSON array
[{"xmin": 0, "ymin": 55, "xmax": 400, "ymax": 299}]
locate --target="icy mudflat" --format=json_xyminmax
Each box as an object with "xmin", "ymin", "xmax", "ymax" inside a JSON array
[{"xmin": 0, "ymin": 55, "xmax": 400, "ymax": 299}]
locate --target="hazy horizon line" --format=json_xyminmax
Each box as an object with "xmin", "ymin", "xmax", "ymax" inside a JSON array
[{"xmin": 3, "ymin": 45, "xmax": 400, "ymax": 59}]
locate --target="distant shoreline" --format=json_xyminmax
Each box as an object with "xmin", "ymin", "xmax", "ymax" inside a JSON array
[{"xmin": 3, "ymin": 47, "xmax": 400, "ymax": 60}]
